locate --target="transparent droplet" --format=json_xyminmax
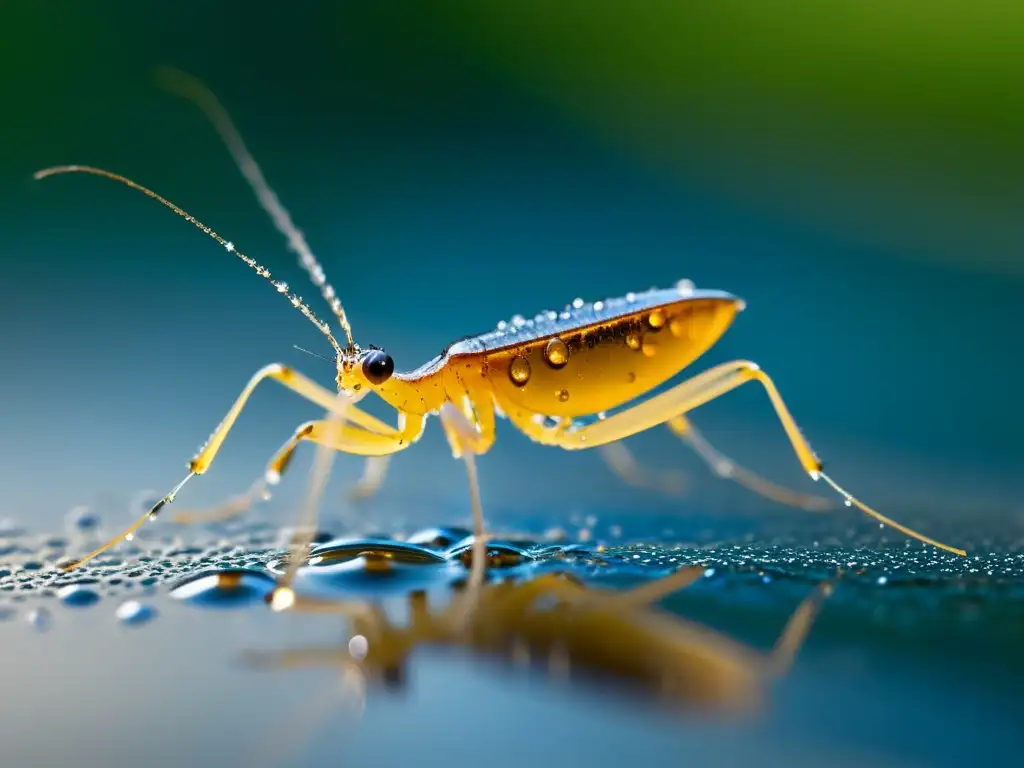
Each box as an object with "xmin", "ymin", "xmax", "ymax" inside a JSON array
[
  {"xmin": 572, "ymin": 298, "xmax": 584, "ymax": 309},
  {"xmin": 348, "ymin": 634, "xmax": 369, "ymax": 660},
  {"xmin": 65, "ymin": 505, "xmax": 99, "ymax": 533},
  {"xmin": 647, "ymin": 310, "xmax": 666, "ymax": 330},
  {"xmin": 626, "ymin": 292, "xmax": 637, "ymax": 302},
  {"xmin": 57, "ymin": 584, "xmax": 101, "ymax": 607},
  {"xmin": 641, "ymin": 340, "xmax": 658, "ymax": 357},
  {"xmin": 511, "ymin": 314, "xmax": 526, "ymax": 328},
  {"xmin": 508, "ymin": 357, "xmax": 532, "ymax": 386},
  {"xmin": 556, "ymin": 389, "xmax": 570, "ymax": 402},
  {"xmin": 116, "ymin": 600, "xmax": 157, "ymax": 627},
  {"xmin": 27, "ymin": 607, "xmax": 51, "ymax": 631},
  {"xmin": 676, "ymin": 279, "xmax": 695, "ymax": 296},
  {"xmin": 625, "ymin": 332, "xmax": 642, "ymax": 350},
  {"xmin": 496, "ymin": 320, "xmax": 508, "ymax": 331},
  {"xmin": 544, "ymin": 338, "xmax": 570, "ymax": 368},
  {"xmin": 592, "ymin": 300, "xmax": 605, "ymax": 311}
]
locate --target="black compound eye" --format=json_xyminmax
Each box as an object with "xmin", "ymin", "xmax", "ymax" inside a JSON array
[{"xmin": 362, "ymin": 349, "xmax": 395, "ymax": 385}]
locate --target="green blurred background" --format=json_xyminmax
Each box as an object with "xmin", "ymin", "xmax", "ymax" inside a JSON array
[{"xmin": 2, "ymin": 1, "xmax": 1022, "ymax": 530}]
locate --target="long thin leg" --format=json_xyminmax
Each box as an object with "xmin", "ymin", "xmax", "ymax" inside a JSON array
[
  {"xmin": 666, "ymin": 416, "xmax": 833, "ymax": 512},
  {"xmin": 765, "ymin": 580, "xmax": 835, "ymax": 679},
  {"xmin": 506, "ymin": 360, "xmax": 965, "ymax": 556},
  {"xmin": 349, "ymin": 457, "xmax": 392, "ymax": 500},
  {"xmin": 167, "ymin": 363, "xmax": 397, "ymax": 523},
  {"xmin": 597, "ymin": 442, "xmax": 690, "ymax": 496},
  {"xmin": 345, "ymin": 391, "xmax": 496, "ymax": 502},
  {"xmin": 60, "ymin": 366, "xmax": 403, "ymax": 571},
  {"xmin": 438, "ymin": 400, "xmax": 492, "ymax": 628}
]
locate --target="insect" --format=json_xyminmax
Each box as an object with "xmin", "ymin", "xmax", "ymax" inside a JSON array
[
  {"xmin": 243, "ymin": 564, "xmax": 836, "ymax": 718},
  {"xmin": 35, "ymin": 69, "xmax": 966, "ymax": 570}
]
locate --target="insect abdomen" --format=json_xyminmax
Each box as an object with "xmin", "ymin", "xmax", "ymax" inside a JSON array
[{"xmin": 485, "ymin": 296, "xmax": 742, "ymax": 419}]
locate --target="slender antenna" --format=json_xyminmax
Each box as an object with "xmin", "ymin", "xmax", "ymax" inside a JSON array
[
  {"xmin": 155, "ymin": 66, "xmax": 355, "ymax": 349},
  {"xmin": 293, "ymin": 344, "xmax": 335, "ymax": 364},
  {"xmin": 34, "ymin": 165, "xmax": 345, "ymax": 360}
]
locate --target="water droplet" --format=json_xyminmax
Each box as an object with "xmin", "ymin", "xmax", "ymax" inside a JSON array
[
  {"xmin": 116, "ymin": 600, "xmax": 157, "ymax": 627},
  {"xmin": 496, "ymin": 320, "xmax": 507, "ymax": 331},
  {"xmin": 626, "ymin": 292, "xmax": 637, "ymax": 302},
  {"xmin": 844, "ymin": 498, "xmax": 853, "ymax": 507},
  {"xmin": 508, "ymin": 357, "xmax": 531, "ymax": 386},
  {"xmin": 65, "ymin": 505, "xmax": 99, "ymax": 533},
  {"xmin": 544, "ymin": 338, "xmax": 570, "ymax": 368},
  {"xmin": 545, "ymin": 310, "xmax": 558, "ymax": 321},
  {"xmin": 448, "ymin": 538, "xmax": 533, "ymax": 570},
  {"xmin": 626, "ymin": 372, "xmax": 636, "ymax": 383},
  {"xmin": 348, "ymin": 634, "xmax": 369, "ymax": 660},
  {"xmin": 647, "ymin": 310, "xmax": 666, "ymax": 330},
  {"xmin": 572, "ymin": 298, "xmax": 584, "ymax": 309},
  {"xmin": 169, "ymin": 569, "xmax": 276, "ymax": 609},
  {"xmin": 641, "ymin": 340, "xmax": 658, "ymax": 357},
  {"xmin": 876, "ymin": 576, "xmax": 888, "ymax": 586},
  {"xmin": 625, "ymin": 332, "xmax": 642, "ymax": 350},
  {"xmin": 592, "ymin": 300, "xmax": 605, "ymax": 311},
  {"xmin": 511, "ymin": 314, "xmax": 526, "ymax": 328},
  {"xmin": 556, "ymin": 389, "xmax": 570, "ymax": 402},
  {"xmin": 57, "ymin": 584, "xmax": 101, "ymax": 607},
  {"xmin": 676, "ymin": 279, "xmax": 695, "ymax": 296},
  {"xmin": 405, "ymin": 527, "xmax": 472, "ymax": 550},
  {"xmin": 27, "ymin": 607, "xmax": 51, "ymax": 631}
]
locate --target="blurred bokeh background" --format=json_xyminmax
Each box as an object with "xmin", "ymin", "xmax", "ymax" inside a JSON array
[{"xmin": 2, "ymin": 1, "xmax": 1022, "ymax": 533}]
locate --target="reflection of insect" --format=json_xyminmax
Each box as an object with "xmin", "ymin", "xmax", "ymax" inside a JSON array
[
  {"xmin": 244, "ymin": 565, "xmax": 835, "ymax": 717},
  {"xmin": 36, "ymin": 70, "xmax": 965, "ymax": 570}
]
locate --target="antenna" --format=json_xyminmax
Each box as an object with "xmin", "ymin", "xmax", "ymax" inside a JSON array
[
  {"xmin": 156, "ymin": 66, "xmax": 355, "ymax": 350},
  {"xmin": 34, "ymin": 165, "xmax": 346, "ymax": 359}
]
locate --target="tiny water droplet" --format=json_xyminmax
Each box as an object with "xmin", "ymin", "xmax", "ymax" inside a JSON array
[
  {"xmin": 625, "ymin": 332, "xmax": 642, "ymax": 350},
  {"xmin": 509, "ymin": 357, "xmax": 532, "ymax": 386},
  {"xmin": 676, "ymin": 279, "xmax": 695, "ymax": 296},
  {"xmin": 116, "ymin": 600, "xmax": 157, "ymax": 627},
  {"xmin": 876, "ymin": 576, "xmax": 888, "ymax": 586},
  {"xmin": 57, "ymin": 584, "xmax": 101, "ymax": 607},
  {"xmin": 844, "ymin": 498, "xmax": 852, "ymax": 507},
  {"xmin": 511, "ymin": 314, "xmax": 526, "ymax": 328},
  {"xmin": 65, "ymin": 505, "xmax": 99, "ymax": 533},
  {"xmin": 348, "ymin": 634, "xmax": 369, "ymax": 660},
  {"xmin": 641, "ymin": 340, "xmax": 658, "ymax": 357},
  {"xmin": 496, "ymin": 320, "xmax": 508, "ymax": 331},
  {"xmin": 592, "ymin": 300, "xmax": 604, "ymax": 311},
  {"xmin": 556, "ymin": 389, "xmax": 570, "ymax": 402},
  {"xmin": 544, "ymin": 338, "xmax": 570, "ymax": 368},
  {"xmin": 27, "ymin": 607, "xmax": 51, "ymax": 631},
  {"xmin": 647, "ymin": 310, "xmax": 666, "ymax": 330},
  {"xmin": 572, "ymin": 298, "xmax": 584, "ymax": 309},
  {"xmin": 625, "ymin": 292, "xmax": 636, "ymax": 302}
]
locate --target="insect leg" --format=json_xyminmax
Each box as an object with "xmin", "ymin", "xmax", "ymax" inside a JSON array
[
  {"xmin": 438, "ymin": 399, "xmax": 494, "ymax": 624},
  {"xmin": 765, "ymin": 580, "xmax": 835, "ymax": 679},
  {"xmin": 666, "ymin": 415, "xmax": 833, "ymax": 511},
  {"xmin": 59, "ymin": 366, "xmax": 394, "ymax": 571},
  {"xmin": 597, "ymin": 442, "xmax": 690, "ymax": 496},
  {"xmin": 349, "ymin": 456, "xmax": 393, "ymax": 500},
  {"xmin": 508, "ymin": 360, "xmax": 965, "ymax": 556},
  {"xmin": 169, "ymin": 364, "xmax": 398, "ymax": 524}
]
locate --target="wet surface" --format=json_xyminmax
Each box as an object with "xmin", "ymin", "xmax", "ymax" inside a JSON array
[{"xmin": 0, "ymin": 507, "xmax": 1022, "ymax": 767}]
